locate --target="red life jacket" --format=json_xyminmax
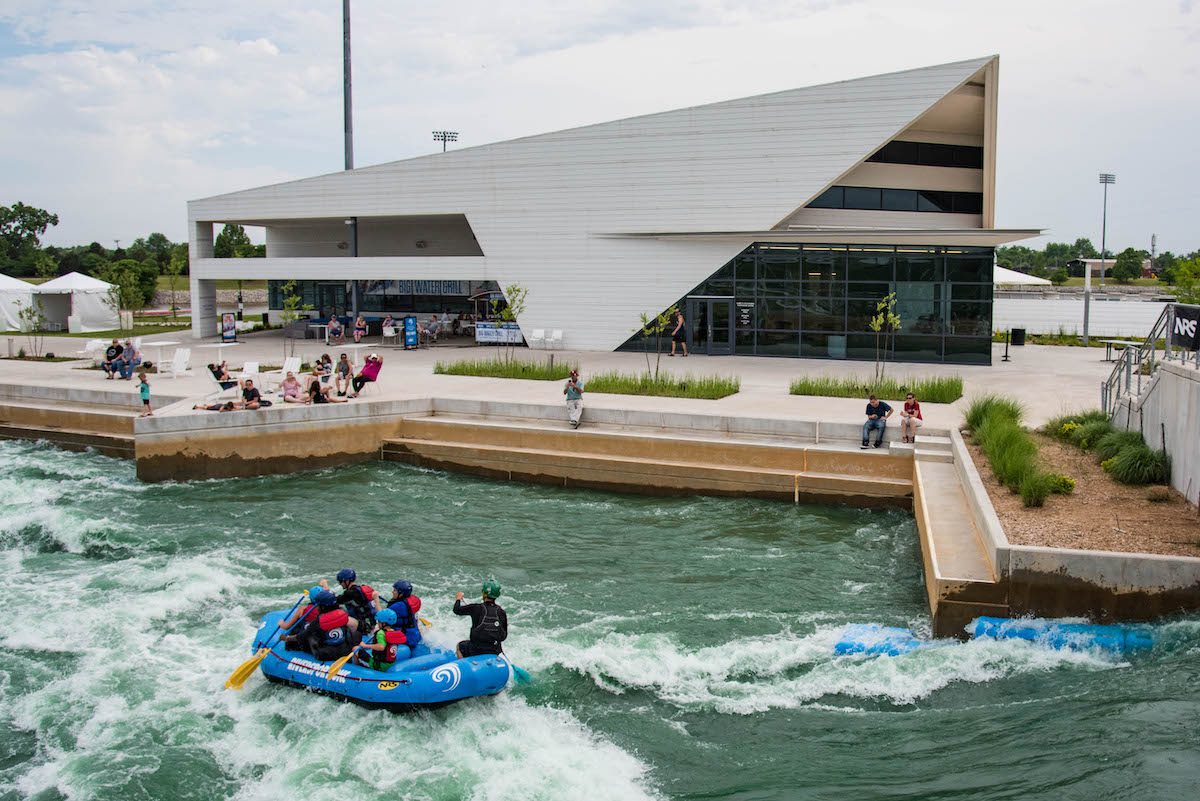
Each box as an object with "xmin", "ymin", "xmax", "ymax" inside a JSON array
[
  {"xmin": 407, "ymin": 595, "xmax": 421, "ymax": 614},
  {"xmin": 318, "ymin": 608, "xmax": 349, "ymax": 631},
  {"xmin": 300, "ymin": 604, "xmax": 318, "ymax": 623},
  {"xmin": 375, "ymin": 628, "xmax": 407, "ymax": 667}
]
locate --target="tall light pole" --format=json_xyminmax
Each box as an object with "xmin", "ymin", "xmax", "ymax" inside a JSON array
[
  {"xmin": 1099, "ymin": 173, "xmax": 1115, "ymax": 289},
  {"xmin": 433, "ymin": 130, "xmax": 458, "ymax": 152},
  {"xmin": 343, "ymin": 0, "xmax": 358, "ymax": 318}
]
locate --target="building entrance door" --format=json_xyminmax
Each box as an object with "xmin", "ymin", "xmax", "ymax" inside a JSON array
[
  {"xmin": 317, "ymin": 284, "xmax": 347, "ymax": 318},
  {"xmin": 686, "ymin": 298, "xmax": 734, "ymax": 355}
]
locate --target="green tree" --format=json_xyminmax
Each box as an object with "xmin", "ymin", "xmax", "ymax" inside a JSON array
[
  {"xmin": 1072, "ymin": 238, "xmax": 1099, "ymax": 259},
  {"xmin": 639, "ymin": 305, "xmax": 677, "ymax": 380},
  {"xmin": 80, "ymin": 252, "xmax": 109, "ymax": 275},
  {"xmin": 1111, "ymin": 247, "xmax": 1144, "ymax": 284},
  {"xmin": 1172, "ymin": 257, "xmax": 1200, "ymax": 305},
  {"xmin": 1157, "ymin": 251, "xmax": 1180, "ymax": 284},
  {"xmin": 213, "ymin": 224, "xmax": 252, "ymax": 258},
  {"xmin": 277, "ymin": 279, "xmax": 314, "ymax": 359},
  {"xmin": 489, "ymin": 283, "xmax": 528, "ymax": 364},
  {"xmin": 0, "ymin": 202, "xmax": 59, "ymax": 262},
  {"xmin": 99, "ymin": 258, "xmax": 157, "ymax": 311},
  {"xmin": 1049, "ymin": 268, "xmax": 1069, "ymax": 286},
  {"xmin": 32, "ymin": 250, "xmax": 59, "ymax": 280},
  {"xmin": 163, "ymin": 248, "xmax": 187, "ymax": 318},
  {"xmin": 15, "ymin": 299, "xmax": 47, "ymax": 357},
  {"xmin": 868, "ymin": 292, "xmax": 901, "ymax": 381}
]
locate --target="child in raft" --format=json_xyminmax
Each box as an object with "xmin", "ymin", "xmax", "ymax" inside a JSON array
[{"xmin": 354, "ymin": 608, "xmax": 408, "ymax": 670}]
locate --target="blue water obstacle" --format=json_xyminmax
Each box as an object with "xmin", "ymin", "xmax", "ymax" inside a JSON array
[
  {"xmin": 834, "ymin": 617, "xmax": 1155, "ymax": 657},
  {"xmin": 250, "ymin": 610, "xmax": 512, "ymax": 710}
]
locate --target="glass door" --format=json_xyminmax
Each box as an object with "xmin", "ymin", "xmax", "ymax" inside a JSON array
[{"xmin": 686, "ymin": 298, "xmax": 734, "ymax": 355}]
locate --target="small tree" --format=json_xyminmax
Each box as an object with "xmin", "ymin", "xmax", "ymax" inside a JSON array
[
  {"xmin": 867, "ymin": 292, "xmax": 901, "ymax": 382},
  {"xmin": 163, "ymin": 248, "xmax": 186, "ymax": 318},
  {"xmin": 1049, "ymin": 268, "xmax": 1069, "ymax": 286},
  {"xmin": 639, "ymin": 305, "xmax": 677, "ymax": 380},
  {"xmin": 33, "ymin": 251, "xmax": 58, "ymax": 280},
  {"xmin": 15, "ymin": 299, "xmax": 46, "ymax": 357},
  {"xmin": 1172, "ymin": 257, "xmax": 1200, "ymax": 305},
  {"xmin": 1111, "ymin": 247, "xmax": 1144, "ymax": 285},
  {"xmin": 99, "ymin": 259, "xmax": 154, "ymax": 313},
  {"xmin": 489, "ymin": 283, "xmax": 528, "ymax": 363},
  {"xmin": 277, "ymin": 279, "xmax": 314, "ymax": 360}
]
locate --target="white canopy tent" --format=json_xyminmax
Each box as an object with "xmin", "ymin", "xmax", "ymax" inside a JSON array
[
  {"xmin": 0, "ymin": 273, "xmax": 36, "ymax": 331},
  {"xmin": 994, "ymin": 265, "xmax": 1051, "ymax": 286},
  {"xmin": 34, "ymin": 272, "xmax": 120, "ymax": 332}
]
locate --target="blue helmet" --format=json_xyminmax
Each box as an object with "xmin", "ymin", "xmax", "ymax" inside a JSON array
[
  {"xmin": 392, "ymin": 580, "xmax": 413, "ymax": 597},
  {"xmin": 336, "ymin": 568, "xmax": 356, "ymax": 583},
  {"xmin": 376, "ymin": 608, "xmax": 398, "ymax": 626},
  {"xmin": 315, "ymin": 590, "xmax": 338, "ymax": 609},
  {"xmin": 308, "ymin": 586, "xmax": 323, "ymax": 602}
]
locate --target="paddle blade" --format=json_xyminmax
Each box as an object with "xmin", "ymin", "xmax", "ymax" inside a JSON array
[
  {"xmin": 326, "ymin": 651, "xmax": 355, "ymax": 680},
  {"xmin": 511, "ymin": 665, "xmax": 533, "ymax": 685},
  {"xmin": 419, "ymin": 617, "xmax": 432, "ymax": 627},
  {"xmin": 225, "ymin": 648, "xmax": 268, "ymax": 690}
]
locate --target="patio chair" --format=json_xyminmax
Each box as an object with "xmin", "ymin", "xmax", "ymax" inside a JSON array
[
  {"xmin": 206, "ymin": 369, "xmax": 240, "ymax": 400},
  {"xmin": 382, "ymin": 326, "xmax": 401, "ymax": 345},
  {"xmin": 160, "ymin": 348, "xmax": 191, "ymax": 379},
  {"xmin": 547, "ymin": 329, "xmax": 563, "ymax": 350},
  {"xmin": 527, "ymin": 329, "xmax": 546, "ymax": 349},
  {"xmin": 76, "ymin": 339, "xmax": 105, "ymax": 365}
]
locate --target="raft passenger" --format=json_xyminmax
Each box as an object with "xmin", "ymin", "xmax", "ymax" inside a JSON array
[
  {"xmin": 303, "ymin": 589, "xmax": 360, "ymax": 661},
  {"xmin": 452, "ymin": 579, "xmax": 508, "ymax": 658},
  {"xmin": 321, "ymin": 568, "xmax": 377, "ymax": 633},
  {"xmin": 278, "ymin": 585, "xmax": 324, "ymax": 647},
  {"xmin": 354, "ymin": 608, "xmax": 409, "ymax": 670},
  {"xmin": 387, "ymin": 580, "xmax": 423, "ymax": 650}
]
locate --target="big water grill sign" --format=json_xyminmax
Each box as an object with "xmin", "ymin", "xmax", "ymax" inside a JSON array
[{"xmin": 1171, "ymin": 305, "xmax": 1200, "ymax": 350}]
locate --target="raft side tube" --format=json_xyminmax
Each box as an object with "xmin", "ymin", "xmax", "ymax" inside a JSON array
[{"xmin": 969, "ymin": 616, "xmax": 1154, "ymax": 653}]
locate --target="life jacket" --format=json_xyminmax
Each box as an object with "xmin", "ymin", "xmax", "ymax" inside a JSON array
[
  {"xmin": 470, "ymin": 603, "xmax": 507, "ymax": 646},
  {"xmin": 370, "ymin": 628, "xmax": 407, "ymax": 670},
  {"xmin": 291, "ymin": 604, "xmax": 318, "ymax": 629},
  {"xmin": 310, "ymin": 608, "xmax": 356, "ymax": 659},
  {"xmin": 343, "ymin": 584, "xmax": 376, "ymax": 625},
  {"xmin": 389, "ymin": 595, "xmax": 420, "ymax": 629}
]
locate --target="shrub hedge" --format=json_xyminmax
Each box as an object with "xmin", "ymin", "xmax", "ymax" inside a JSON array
[{"xmin": 1046, "ymin": 410, "xmax": 1170, "ymax": 486}]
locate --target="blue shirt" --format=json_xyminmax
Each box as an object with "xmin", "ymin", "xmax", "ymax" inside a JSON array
[
  {"xmin": 139, "ymin": 382, "xmax": 150, "ymax": 401},
  {"xmin": 865, "ymin": 401, "xmax": 891, "ymax": 419}
]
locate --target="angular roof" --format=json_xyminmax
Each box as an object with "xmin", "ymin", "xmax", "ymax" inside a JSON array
[
  {"xmin": 0, "ymin": 273, "xmax": 34, "ymax": 290},
  {"xmin": 34, "ymin": 271, "xmax": 114, "ymax": 293}
]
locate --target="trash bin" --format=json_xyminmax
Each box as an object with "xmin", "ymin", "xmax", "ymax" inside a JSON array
[{"xmin": 1011, "ymin": 328, "xmax": 1026, "ymax": 346}]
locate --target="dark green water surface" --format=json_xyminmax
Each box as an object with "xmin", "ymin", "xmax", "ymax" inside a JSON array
[{"xmin": 1, "ymin": 440, "xmax": 1197, "ymax": 801}]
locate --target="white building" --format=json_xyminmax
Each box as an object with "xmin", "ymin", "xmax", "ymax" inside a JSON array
[{"xmin": 188, "ymin": 54, "xmax": 1038, "ymax": 364}]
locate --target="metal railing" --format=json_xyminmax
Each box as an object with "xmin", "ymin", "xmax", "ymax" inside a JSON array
[{"xmin": 1102, "ymin": 303, "xmax": 1200, "ymax": 413}]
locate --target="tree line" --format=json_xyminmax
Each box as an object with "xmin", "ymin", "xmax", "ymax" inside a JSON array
[
  {"xmin": 997, "ymin": 237, "xmax": 1200, "ymax": 287},
  {"xmin": 0, "ymin": 202, "xmax": 262, "ymax": 310}
]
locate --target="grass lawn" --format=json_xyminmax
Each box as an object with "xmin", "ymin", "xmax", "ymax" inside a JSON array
[
  {"xmin": 30, "ymin": 323, "xmax": 193, "ymax": 338},
  {"xmin": 586, "ymin": 371, "xmax": 740, "ymax": 400},
  {"xmin": 434, "ymin": 357, "xmax": 577, "ymax": 381},
  {"xmin": 1060, "ymin": 276, "xmax": 1163, "ymax": 287},
  {"xmin": 789, "ymin": 374, "xmax": 963, "ymax": 403}
]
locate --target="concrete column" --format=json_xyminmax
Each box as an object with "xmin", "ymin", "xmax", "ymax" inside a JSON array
[{"xmin": 190, "ymin": 277, "xmax": 217, "ymax": 339}]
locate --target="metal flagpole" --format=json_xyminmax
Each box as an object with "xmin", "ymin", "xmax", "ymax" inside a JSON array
[{"xmin": 343, "ymin": 0, "xmax": 359, "ymax": 317}]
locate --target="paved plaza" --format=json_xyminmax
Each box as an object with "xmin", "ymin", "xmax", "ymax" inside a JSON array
[{"xmin": 3, "ymin": 329, "xmax": 1111, "ymax": 427}]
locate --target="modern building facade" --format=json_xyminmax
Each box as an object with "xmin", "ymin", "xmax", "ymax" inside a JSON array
[{"xmin": 188, "ymin": 55, "xmax": 1038, "ymax": 363}]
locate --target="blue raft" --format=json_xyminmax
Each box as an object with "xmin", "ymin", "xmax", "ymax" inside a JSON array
[{"xmin": 251, "ymin": 610, "xmax": 511, "ymax": 711}]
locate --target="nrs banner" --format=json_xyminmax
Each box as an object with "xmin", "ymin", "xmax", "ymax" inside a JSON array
[{"xmin": 1171, "ymin": 305, "xmax": 1200, "ymax": 350}]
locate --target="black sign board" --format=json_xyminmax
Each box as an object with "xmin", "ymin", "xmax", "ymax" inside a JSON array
[
  {"xmin": 736, "ymin": 301, "xmax": 754, "ymax": 329},
  {"xmin": 1171, "ymin": 306, "xmax": 1200, "ymax": 350}
]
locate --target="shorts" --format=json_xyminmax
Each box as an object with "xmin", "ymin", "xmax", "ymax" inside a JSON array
[
  {"xmin": 672, "ymin": 330, "xmax": 685, "ymax": 344},
  {"xmin": 142, "ymin": 399, "xmax": 150, "ymax": 407},
  {"xmin": 457, "ymin": 640, "xmax": 502, "ymax": 658}
]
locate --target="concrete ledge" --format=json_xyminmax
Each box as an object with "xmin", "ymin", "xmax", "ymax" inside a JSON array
[
  {"xmin": 950, "ymin": 427, "xmax": 1009, "ymax": 576},
  {"xmin": 0, "ymin": 424, "xmax": 134, "ymax": 458},
  {"xmin": 0, "ymin": 382, "xmax": 188, "ymax": 409}
]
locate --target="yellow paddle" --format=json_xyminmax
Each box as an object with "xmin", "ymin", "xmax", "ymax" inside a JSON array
[
  {"xmin": 225, "ymin": 593, "xmax": 307, "ymax": 690},
  {"xmin": 326, "ymin": 648, "xmax": 359, "ymax": 680},
  {"xmin": 420, "ymin": 617, "xmax": 432, "ymax": 627}
]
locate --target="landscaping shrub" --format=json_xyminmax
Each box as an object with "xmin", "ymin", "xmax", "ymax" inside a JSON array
[
  {"xmin": 1046, "ymin": 474, "xmax": 1076, "ymax": 494},
  {"xmin": 586, "ymin": 372, "xmax": 740, "ymax": 400},
  {"xmin": 433, "ymin": 358, "xmax": 577, "ymax": 381},
  {"xmin": 789, "ymin": 375, "xmax": 963, "ymax": 404},
  {"xmin": 964, "ymin": 394, "xmax": 1023, "ymax": 431},
  {"xmin": 1019, "ymin": 472, "xmax": 1054, "ymax": 507},
  {"xmin": 1044, "ymin": 409, "xmax": 1109, "ymax": 441},
  {"xmin": 1146, "ymin": 487, "xmax": 1172, "ymax": 503},
  {"xmin": 1094, "ymin": 430, "xmax": 1144, "ymax": 462},
  {"xmin": 1104, "ymin": 444, "xmax": 1170, "ymax": 485},
  {"xmin": 1069, "ymin": 419, "xmax": 1114, "ymax": 450}
]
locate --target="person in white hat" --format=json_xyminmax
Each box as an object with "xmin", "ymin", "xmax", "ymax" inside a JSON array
[{"xmin": 348, "ymin": 353, "xmax": 384, "ymax": 397}]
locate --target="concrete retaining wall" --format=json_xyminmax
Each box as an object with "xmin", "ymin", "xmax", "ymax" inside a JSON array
[{"xmin": 1112, "ymin": 362, "xmax": 1200, "ymax": 505}]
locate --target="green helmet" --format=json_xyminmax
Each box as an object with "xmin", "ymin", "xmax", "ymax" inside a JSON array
[{"xmin": 481, "ymin": 579, "xmax": 502, "ymax": 600}]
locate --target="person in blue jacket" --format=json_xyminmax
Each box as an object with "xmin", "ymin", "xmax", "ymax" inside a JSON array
[{"xmin": 387, "ymin": 580, "xmax": 423, "ymax": 649}]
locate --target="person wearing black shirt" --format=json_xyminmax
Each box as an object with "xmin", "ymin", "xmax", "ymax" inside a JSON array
[
  {"xmin": 235, "ymin": 378, "xmax": 272, "ymax": 409},
  {"xmin": 101, "ymin": 339, "xmax": 123, "ymax": 379},
  {"xmin": 861, "ymin": 394, "xmax": 893, "ymax": 449},
  {"xmin": 453, "ymin": 579, "xmax": 508, "ymax": 658}
]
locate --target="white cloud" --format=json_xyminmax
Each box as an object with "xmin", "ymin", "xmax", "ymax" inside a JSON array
[{"xmin": 0, "ymin": 0, "xmax": 1196, "ymax": 254}]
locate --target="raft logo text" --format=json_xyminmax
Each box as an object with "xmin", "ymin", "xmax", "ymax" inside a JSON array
[{"xmin": 287, "ymin": 657, "xmax": 347, "ymax": 683}]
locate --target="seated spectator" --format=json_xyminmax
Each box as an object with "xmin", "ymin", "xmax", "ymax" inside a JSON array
[
  {"xmin": 306, "ymin": 370, "xmax": 347, "ymax": 404},
  {"xmin": 328, "ymin": 315, "xmax": 345, "ymax": 344},
  {"xmin": 316, "ymin": 353, "xmax": 333, "ymax": 383},
  {"xmin": 117, "ymin": 340, "xmax": 142, "ymax": 380},
  {"xmin": 348, "ymin": 353, "xmax": 383, "ymax": 397},
  {"xmin": 381, "ymin": 314, "xmax": 395, "ymax": 335},
  {"xmin": 901, "ymin": 392, "xmax": 923, "ymax": 444},
  {"xmin": 208, "ymin": 362, "xmax": 237, "ymax": 391},
  {"xmin": 353, "ymin": 314, "xmax": 368, "ymax": 343},
  {"xmin": 334, "ymin": 353, "xmax": 354, "ymax": 396},
  {"xmin": 101, "ymin": 339, "xmax": 123, "ymax": 379},
  {"xmin": 280, "ymin": 371, "xmax": 305, "ymax": 403},
  {"xmin": 861, "ymin": 394, "xmax": 893, "ymax": 449},
  {"xmin": 236, "ymin": 378, "xmax": 272, "ymax": 410}
]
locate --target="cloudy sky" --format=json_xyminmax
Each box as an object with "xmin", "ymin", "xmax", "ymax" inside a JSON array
[{"xmin": 1, "ymin": 0, "xmax": 1197, "ymax": 254}]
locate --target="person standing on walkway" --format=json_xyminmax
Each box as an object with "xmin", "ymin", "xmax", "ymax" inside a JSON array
[
  {"xmin": 861, "ymin": 395, "xmax": 893, "ymax": 449},
  {"xmin": 138, "ymin": 372, "xmax": 153, "ymax": 417},
  {"xmin": 564, "ymin": 369, "xmax": 584, "ymax": 429},
  {"xmin": 669, "ymin": 309, "xmax": 688, "ymax": 357}
]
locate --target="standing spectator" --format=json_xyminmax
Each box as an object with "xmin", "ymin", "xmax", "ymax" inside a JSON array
[
  {"xmin": 334, "ymin": 353, "xmax": 354, "ymax": 396},
  {"xmin": 861, "ymin": 394, "xmax": 893, "ymax": 449},
  {"xmin": 353, "ymin": 314, "xmax": 368, "ymax": 343},
  {"xmin": 669, "ymin": 309, "xmax": 688, "ymax": 357},
  {"xmin": 564, "ymin": 369, "xmax": 584, "ymax": 429},
  {"xmin": 138, "ymin": 372, "xmax": 153, "ymax": 417},
  {"xmin": 348, "ymin": 354, "xmax": 383, "ymax": 397},
  {"xmin": 101, "ymin": 339, "xmax": 123, "ymax": 379},
  {"xmin": 900, "ymin": 392, "xmax": 923, "ymax": 443}
]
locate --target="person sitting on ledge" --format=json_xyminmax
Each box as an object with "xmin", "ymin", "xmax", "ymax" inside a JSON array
[
  {"xmin": 101, "ymin": 339, "xmax": 123, "ymax": 379},
  {"xmin": 348, "ymin": 353, "xmax": 383, "ymax": 397},
  {"xmin": 334, "ymin": 353, "xmax": 354, "ymax": 397},
  {"xmin": 280, "ymin": 371, "xmax": 304, "ymax": 403},
  {"xmin": 236, "ymin": 378, "xmax": 272, "ymax": 410},
  {"xmin": 117, "ymin": 339, "xmax": 142, "ymax": 380},
  {"xmin": 900, "ymin": 392, "xmax": 923, "ymax": 444},
  {"xmin": 861, "ymin": 394, "xmax": 893, "ymax": 450},
  {"xmin": 306, "ymin": 369, "xmax": 347, "ymax": 404}
]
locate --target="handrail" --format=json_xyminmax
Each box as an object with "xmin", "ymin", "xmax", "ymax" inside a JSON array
[{"xmin": 1102, "ymin": 302, "xmax": 1200, "ymax": 413}]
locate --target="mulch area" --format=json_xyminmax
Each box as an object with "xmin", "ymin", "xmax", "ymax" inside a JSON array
[{"xmin": 966, "ymin": 432, "xmax": 1200, "ymax": 557}]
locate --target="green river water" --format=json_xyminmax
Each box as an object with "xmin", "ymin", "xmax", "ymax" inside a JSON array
[{"xmin": 1, "ymin": 439, "xmax": 1198, "ymax": 801}]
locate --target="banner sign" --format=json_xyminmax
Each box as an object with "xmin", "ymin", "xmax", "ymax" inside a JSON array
[
  {"xmin": 221, "ymin": 312, "xmax": 237, "ymax": 342},
  {"xmin": 363, "ymin": 280, "xmax": 469, "ymax": 296},
  {"xmin": 403, "ymin": 316, "xmax": 418, "ymax": 349},
  {"xmin": 475, "ymin": 322, "xmax": 524, "ymax": 344},
  {"xmin": 1171, "ymin": 305, "xmax": 1200, "ymax": 350}
]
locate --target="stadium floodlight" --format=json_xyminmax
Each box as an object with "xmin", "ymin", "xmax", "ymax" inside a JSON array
[{"xmin": 433, "ymin": 130, "xmax": 459, "ymax": 152}]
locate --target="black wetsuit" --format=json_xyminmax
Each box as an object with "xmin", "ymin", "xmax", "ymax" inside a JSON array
[
  {"xmin": 453, "ymin": 599, "xmax": 507, "ymax": 656},
  {"xmin": 338, "ymin": 585, "xmax": 376, "ymax": 631}
]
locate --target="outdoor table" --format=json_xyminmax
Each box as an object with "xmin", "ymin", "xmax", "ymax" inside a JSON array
[
  {"xmin": 1098, "ymin": 338, "xmax": 1141, "ymax": 362},
  {"xmin": 339, "ymin": 343, "xmax": 370, "ymax": 367},
  {"xmin": 309, "ymin": 323, "xmax": 329, "ymax": 344},
  {"xmin": 144, "ymin": 340, "xmax": 180, "ymax": 370}
]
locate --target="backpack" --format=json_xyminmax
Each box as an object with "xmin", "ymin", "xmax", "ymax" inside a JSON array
[{"xmin": 471, "ymin": 604, "xmax": 507, "ymax": 644}]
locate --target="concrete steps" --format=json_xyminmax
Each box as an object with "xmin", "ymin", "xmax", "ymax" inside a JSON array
[
  {"xmin": 382, "ymin": 414, "xmax": 914, "ymax": 505},
  {"xmin": 913, "ymin": 459, "xmax": 1008, "ymax": 636}
]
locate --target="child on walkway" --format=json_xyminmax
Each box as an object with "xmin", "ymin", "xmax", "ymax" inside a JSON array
[{"xmin": 138, "ymin": 372, "xmax": 153, "ymax": 417}]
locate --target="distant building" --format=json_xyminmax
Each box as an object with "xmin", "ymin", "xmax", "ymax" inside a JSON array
[
  {"xmin": 188, "ymin": 55, "xmax": 1040, "ymax": 364},
  {"xmin": 1067, "ymin": 258, "xmax": 1153, "ymax": 280}
]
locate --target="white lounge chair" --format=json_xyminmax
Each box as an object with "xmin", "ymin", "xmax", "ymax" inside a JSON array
[
  {"xmin": 206, "ymin": 369, "xmax": 240, "ymax": 400},
  {"xmin": 76, "ymin": 339, "xmax": 105, "ymax": 364},
  {"xmin": 547, "ymin": 329, "xmax": 563, "ymax": 349},
  {"xmin": 160, "ymin": 347, "xmax": 191, "ymax": 379},
  {"xmin": 382, "ymin": 326, "xmax": 399, "ymax": 345},
  {"xmin": 527, "ymin": 329, "xmax": 546, "ymax": 349}
]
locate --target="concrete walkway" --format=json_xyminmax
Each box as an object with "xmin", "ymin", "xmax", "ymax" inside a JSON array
[{"xmin": 1, "ymin": 329, "xmax": 1112, "ymax": 427}]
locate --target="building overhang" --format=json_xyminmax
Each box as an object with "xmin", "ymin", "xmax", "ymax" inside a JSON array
[{"xmin": 599, "ymin": 227, "xmax": 1041, "ymax": 247}]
